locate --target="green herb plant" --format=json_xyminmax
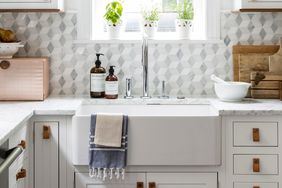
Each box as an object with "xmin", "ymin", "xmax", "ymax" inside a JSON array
[
  {"xmin": 104, "ymin": 1, "xmax": 123, "ymax": 26},
  {"xmin": 142, "ymin": 7, "xmax": 160, "ymax": 23},
  {"xmin": 177, "ymin": 0, "xmax": 194, "ymax": 20}
]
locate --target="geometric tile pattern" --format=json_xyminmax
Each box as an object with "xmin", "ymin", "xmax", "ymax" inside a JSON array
[{"xmin": 0, "ymin": 12, "xmax": 281, "ymax": 96}]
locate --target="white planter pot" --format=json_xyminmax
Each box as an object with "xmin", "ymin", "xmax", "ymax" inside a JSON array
[
  {"xmin": 106, "ymin": 23, "xmax": 122, "ymax": 39},
  {"xmin": 142, "ymin": 21, "xmax": 158, "ymax": 38},
  {"xmin": 175, "ymin": 19, "xmax": 192, "ymax": 39}
]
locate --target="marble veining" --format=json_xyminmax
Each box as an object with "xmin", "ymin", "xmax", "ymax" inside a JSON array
[{"xmin": 1, "ymin": 97, "xmax": 282, "ymax": 145}]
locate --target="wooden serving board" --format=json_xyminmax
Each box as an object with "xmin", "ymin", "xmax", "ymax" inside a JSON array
[
  {"xmin": 269, "ymin": 38, "xmax": 282, "ymax": 73},
  {"xmin": 250, "ymin": 72, "xmax": 282, "ymax": 99},
  {"xmin": 233, "ymin": 45, "xmax": 279, "ymax": 82}
]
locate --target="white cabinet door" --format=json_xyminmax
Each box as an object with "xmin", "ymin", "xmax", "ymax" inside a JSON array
[
  {"xmin": 0, "ymin": 0, "xmax": 49, "ymax": 3},
  {"xmin": 34, "ymin": 121, "xmax": 59, "ymax": 188},
  {"xmin": 147, "ymin": 173, "xmax": 218, "ymax": 188},
  {"xmin": 237, "ymin": 0, "xmax": 282, "ymax": 9},
  {"xmin": 75, "ymin": 173, "xmax": 146, "ymax": 188},
  {"xmin": 0, "ymin": 0, "xmax": 63, "ymax": 9}
]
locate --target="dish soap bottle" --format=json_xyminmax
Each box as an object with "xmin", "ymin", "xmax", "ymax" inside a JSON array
[
  {"xmin": 105, "ymin": 66, "xmax": 118, "ymax": 99},
  {"xmin": 90, "ymin": 53, "xmax": 106, "ymax": 98}
]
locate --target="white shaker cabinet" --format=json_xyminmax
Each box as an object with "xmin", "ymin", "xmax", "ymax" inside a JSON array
[
  {"xmin": 235, "ymin": 0, "xmax": 282, "ymax": 9},
  {"xmin": 0, "ymin": 0, "xmax": 64, "ymax": 10},
  {"xmin": 8, "ymin": 122, "xmax": 30, "ymax": 188},
  {"xmin": 75, "ymin": 173, "xmax": 146, "ymax": 188},
  {"xmin": 224, "ymin": 116, "xmax": 282, "ymax": 188},
  {"xmin": 34, "ymin": 121, "xmax": 59, "ymax": 188},
  {"xmin": 75, "ymin": 173, "xmax": 218, "ymax": 188},
  {"xmin": 146, "ymin": 173, "xmax": 218, "ymax": 188},
  {"xmin": 31, "ymin": 116, "xmax": 74, "ymax": 188}
]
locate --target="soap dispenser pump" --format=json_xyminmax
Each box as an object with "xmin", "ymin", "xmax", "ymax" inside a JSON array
[
  {"xmin": 105, "ymin": 66, "xmax": 119, "ymax": 99},
  {"xmin": 90, "ymin": 53, "xmax": 106, "ymax": 98}
]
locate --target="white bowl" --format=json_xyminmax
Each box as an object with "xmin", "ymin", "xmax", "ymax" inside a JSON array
[
  {"xmin": 214, "ymin": 82, "xmax": 251, "ymax": 102},
  {"xmin": 0, "ymin": 42, "xmax": 24, "ymax": 58}
]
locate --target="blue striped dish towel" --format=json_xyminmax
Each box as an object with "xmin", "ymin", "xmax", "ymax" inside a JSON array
[{"xmin": 89, "ymin": 114, "xmax": 128, "ymax": 180}]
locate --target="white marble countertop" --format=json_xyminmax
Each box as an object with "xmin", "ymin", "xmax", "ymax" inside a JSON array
[{"xmin": 1, "ymin": 96, "xmax": 282, "ymax": 145}]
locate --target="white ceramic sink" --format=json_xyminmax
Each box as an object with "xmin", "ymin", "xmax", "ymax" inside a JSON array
[
  {"xmin": 72, "ymin": 104, "xmax": 221, "ymax": 166},
  {"xmin": 75, "ymin": 104, "xmax": 219, "ymax": 117}
]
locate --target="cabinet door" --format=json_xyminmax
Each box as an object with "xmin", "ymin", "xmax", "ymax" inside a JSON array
[
  {"xmin": 34, "ymin": 122, "xmax": 59, "ymax": 188},
  {"xmin": 0, "ymin": 0, "xmax": 62, "ymax": 9},
  {"xmin": 240, "ymin": 0, "xmax": 282, "ymax": 8},
  {"xmin": 147, "ymin": 173, "xmax": 218, "ymax": 188},
  {"xmin": 0, "ymin": 0, "xmax": 49, "ymax": 3},
  {"xmin": 75, "ymin": 173, "xmax": 146, "ymax": 188}
]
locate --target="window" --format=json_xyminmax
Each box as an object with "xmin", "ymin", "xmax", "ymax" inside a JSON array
[{"xmin": 77, "ymin": 0, "xmax": 220, "ymax": 41}]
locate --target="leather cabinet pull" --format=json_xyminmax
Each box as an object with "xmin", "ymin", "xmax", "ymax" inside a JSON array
[
  {"xmin": 16, "ymin": 168, "xmax": 27, "ymax": 180},
  {"xmin": 253, "ymin": 186, "xmax": 260, "ymax": 188},
  {"xmin": 253, "ymin": 128, "xmax": 260, "ymax": 142},
  {"xmin": 43, "ymin": 125, "xmax": 51, "ymax": 139},
  {"xmin": 253, "ymin": 158, "xmax": 260, "ymax": 172},
  {"xmin": 18, "ymin": 140, "xmax": 26, "ymax": 149},
  {"xmin": 137, "ymin": 182, "xmax": 144, "ymax": 188},
  {"xmin": 149, "ymin": 182, "xmax": 156, "ymax": 188}
]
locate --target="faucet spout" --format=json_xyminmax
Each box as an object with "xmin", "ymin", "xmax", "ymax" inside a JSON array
[{"xmin": 141, "ymin": 36, "xmax": 151, "ymax": 99}]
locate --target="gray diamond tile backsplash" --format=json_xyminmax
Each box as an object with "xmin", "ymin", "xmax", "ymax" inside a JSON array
[{"xmin": 1, "ymin": 12, "xmax": 282, "ymax": 96}]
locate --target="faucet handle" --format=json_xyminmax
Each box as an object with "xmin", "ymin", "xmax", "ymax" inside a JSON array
[
  {"xmin": 124, "ymin": 78, "xmax": 134, "ymax": 99},
  {"xmin": 159, "ymin": 80, "xmax": 169, "ymax": 99}
]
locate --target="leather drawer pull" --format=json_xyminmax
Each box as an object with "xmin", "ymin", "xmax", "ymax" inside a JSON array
[
  {"xmin": 253, "ymin": 186, "xmax": 260, "ymax": 188},
  {"xmin": 43, "ymin": 125, "xmax": 51, "ymax": 139},
  {"xmin": 16, "ymin": 168, "xmax": 26, "ymax": 180},
  {"xmin": 253, "ymin": 128, "xmax": 260, "ymax": 142},
  {"xmin": 137, "ymin": 182, "xmax": 144, "ymax": 188},
  {"xmin": 253, "ymin": 158, "xmax": 260, "ymax": 172},
  {"xmin": 149, "ymin": 182, "xmax": 156, "ymax": 188},
  {"xmin": 18, "ymin": 140, "xmax": 26, "ymax": 149}
]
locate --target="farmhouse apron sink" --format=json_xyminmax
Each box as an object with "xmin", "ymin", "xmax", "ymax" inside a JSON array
[{"xmin": 72, "ymin": 104, "xmax": 221, "ymax": 166}]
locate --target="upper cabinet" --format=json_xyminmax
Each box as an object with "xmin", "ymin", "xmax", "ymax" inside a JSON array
[
  {"xmin": 0, "ymin": 0, "xmax": 64, "ymax": 10},
  {"xmin": 235, "ymin": 0, "xmax": 282, "ymax": 10}
]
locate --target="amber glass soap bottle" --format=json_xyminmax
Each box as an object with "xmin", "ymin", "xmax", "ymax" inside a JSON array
[
  {"xmin": 105, "ymin": 66, "xmax": 118, "ymax": 99},
  {"xmin": 90, "ymin": 53, "xmax": 106, "ymax": 98}
]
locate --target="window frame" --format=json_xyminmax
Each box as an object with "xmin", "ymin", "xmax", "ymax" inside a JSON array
[{"xmin": 77, "ymin": 0, "xmax": 220, "ymax": 41}]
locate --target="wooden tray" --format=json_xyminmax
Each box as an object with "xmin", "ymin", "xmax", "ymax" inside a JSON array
[
  {"xmin": 233, "ymin": 45, "xmax": 279, "ymax": 82},
  {"xmin": 250, "ymin": 72, "xmax": 282, "ymax": 100}
]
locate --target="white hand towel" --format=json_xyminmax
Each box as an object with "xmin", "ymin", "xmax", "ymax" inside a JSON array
[{"xmin": 94, "ymin": 113, "xmax": 123, "ymax": 147}]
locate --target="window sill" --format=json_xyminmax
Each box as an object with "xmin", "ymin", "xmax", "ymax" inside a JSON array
[{"xmin": 74, "ymin": 32, "xmax": 223, "ymax": 45}]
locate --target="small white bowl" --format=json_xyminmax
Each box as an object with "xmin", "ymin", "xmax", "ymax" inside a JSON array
[
  {"xmin": 0, "ymin": 42, "xmax": 24, "ymax": 58},
  {"xmin": 214, "ymin": 82, "xmax": 251, "ymax": 102}
]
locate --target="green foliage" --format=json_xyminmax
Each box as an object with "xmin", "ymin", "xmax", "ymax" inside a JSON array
[
  {"xmin": 142, "ymin": 7, "xmax": 160, "ymax": 22},
  {"xmin": 104, "ymin": 1, "xmax": 123, "ymax": 25},
  {"xmin": 177, "ymin": 0, "xmax": 194, "ymax": 20}
]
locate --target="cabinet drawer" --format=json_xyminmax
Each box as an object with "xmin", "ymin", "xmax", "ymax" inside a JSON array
[
  {"xmin": 234, "ymin": 182, "xmax": 278, "ymax": 188},
  {"xmin": 233, "ymin": 154, "xmax": 278, "ymax": 175},
  {"xmin": 233, "ymin": 122, "xmax": 278, "ymax": 147},
  {"xmin": 147, "ymin": 173, "xmax": 218, "ymax": 188},
  {"xmin": 75, "ymin": 172, "xmax": 145, "ymax": 188}
]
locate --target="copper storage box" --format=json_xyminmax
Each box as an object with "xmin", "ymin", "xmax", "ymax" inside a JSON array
[{"xmin": 0, "ymin": 58, "xmax": 49, "ymax": 101}]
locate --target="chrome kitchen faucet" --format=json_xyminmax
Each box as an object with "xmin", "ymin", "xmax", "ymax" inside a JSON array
[{"xmin": 141, "ymin": 36, "xmax": 151, "ymax": 99}]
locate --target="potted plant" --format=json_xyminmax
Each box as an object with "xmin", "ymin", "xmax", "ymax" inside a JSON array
[
  {"xmin": 142, "ymin": 7, "xmax": 159, "ymax": 38},
  {"xmin": 104, "ymin": 1, "xmax": 123, "ymax": 39},
  {"xmin": 176, "ymin": 0, "xmax": 194, "ymax": 39}
]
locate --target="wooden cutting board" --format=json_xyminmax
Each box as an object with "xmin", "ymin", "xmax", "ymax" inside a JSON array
[
  {"xmin": 233, "ymin": 45, "xmax": 279, "ymax": 82},
  {"xmin": 250, "ymin": 72, "xmax": 282, "ymax": 99},
  {"xmin": 269, "ymin": 38, "xmax": 282, "ymax": 73}
]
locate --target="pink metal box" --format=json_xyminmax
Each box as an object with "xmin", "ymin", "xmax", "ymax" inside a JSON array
[{"xmin": 0, "ymin": 58, "xmax": 49, "ymax": 101}]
